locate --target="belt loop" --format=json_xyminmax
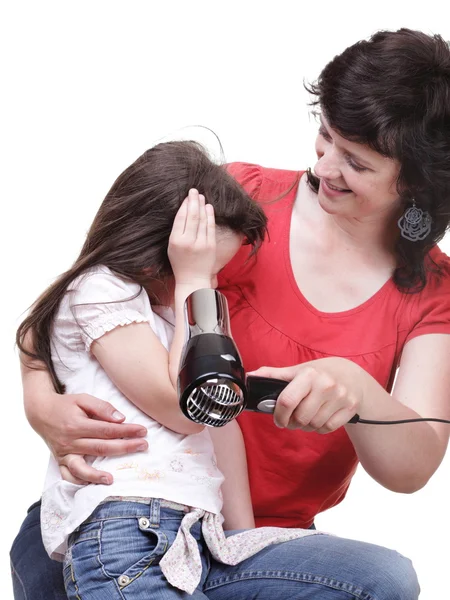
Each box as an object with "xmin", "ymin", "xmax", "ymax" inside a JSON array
[{"xmin": 149, "ymin": 498, "xmax": 160, "ymax": 528}]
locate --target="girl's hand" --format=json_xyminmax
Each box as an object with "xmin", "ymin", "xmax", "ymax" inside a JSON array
[
  {"xmin": 249, "ymin": 357, "xmax": 366, "ymax": 432},
  {"xmin": 29, "ymin": 392, "xmax": 148, "ymax": 484},
  {"xmin": 168, "ymin": 188, "xmax": 216, "ymax": 288}
]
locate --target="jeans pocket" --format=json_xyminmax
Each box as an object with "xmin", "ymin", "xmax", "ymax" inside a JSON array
[
  {"xmin": 63, "ymin": 545, "xmax": 83, "ymax": 598},
  {"xmin": 62, "ymin": 560, "xmax": 72, "ymax": 590},
  {"xmin": 99, "ymin": 516, "xmax": 170, "ymax": 581}
]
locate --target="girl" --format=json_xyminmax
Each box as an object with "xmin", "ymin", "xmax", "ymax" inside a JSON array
[{"xmin": 16, "ymin": 141, "xmax": 319, "ymax": 598}]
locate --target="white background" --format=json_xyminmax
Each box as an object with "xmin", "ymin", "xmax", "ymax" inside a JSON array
[{"xmin": 2, "ymin": 2, "xmax": 449, "ymax": 598}]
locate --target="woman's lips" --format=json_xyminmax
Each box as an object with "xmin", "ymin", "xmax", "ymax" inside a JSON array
[{"xmin": 320, "ymin": 178, "xmax": 352, "ymax": 198}]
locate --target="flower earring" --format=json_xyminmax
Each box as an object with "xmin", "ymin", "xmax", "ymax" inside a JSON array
[{"xmin": 398, "ymin": 200, "xmax": 432, "ymax": 242}]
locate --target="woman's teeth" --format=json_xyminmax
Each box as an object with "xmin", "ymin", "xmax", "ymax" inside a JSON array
[{"xmin": 327, "ymin": 181, "xmax": 350, "ymax": 192}]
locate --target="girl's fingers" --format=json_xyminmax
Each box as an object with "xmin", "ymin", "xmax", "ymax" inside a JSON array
[
  {"xmin": 184, "ymin": 188, "xmax": 200, "ymax": 240},
  {"xmin": 206, "ymin": 203, "xmax": 215, "ymax": 245},
  {"xmin": 171, "ymin": 197, "xmax": 189, "ymax": 238},
  {"xmin": 196, "ymin": 194, "xmax": 208, "ymax": 244}
]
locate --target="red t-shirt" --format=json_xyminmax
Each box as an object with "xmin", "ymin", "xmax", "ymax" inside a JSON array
[{"xmin": 218, "ymin": 162, "xmax": 450, "ymax": 529}]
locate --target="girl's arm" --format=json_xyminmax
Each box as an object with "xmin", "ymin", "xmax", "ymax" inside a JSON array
[
  {"xmin": 209, "ymin": 420, "xmax": 255, "ymax": 530},
  {"xmin": 90, "ymin": 322, "xmax": 204, "ymax": 435},
  {"xmin": 20, "ymin": 189, "xmax": 215, "ymax": 484},
  {"xmin": 167, "ymin": 190, "xmax": 216, "ymax": 388},
  {"xmin": 91, "ymin": 190, "xmax": 216, "ymax": 436}
]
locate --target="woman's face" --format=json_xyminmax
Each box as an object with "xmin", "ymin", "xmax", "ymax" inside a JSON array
[{"xmin": 314, "ymin": 115, "xmax": 402, "ymax": 222}]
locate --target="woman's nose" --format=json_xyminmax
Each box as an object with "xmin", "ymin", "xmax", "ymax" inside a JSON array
[{"xmin": 314, "ymin": 149, "xmax": 341, "ymax": 181}]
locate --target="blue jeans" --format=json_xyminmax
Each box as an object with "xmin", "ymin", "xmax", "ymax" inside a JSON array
[
  {"xmin": 11, "ymin": 500, "xmax": 420, "ymax": 599},
  {"xmin": 63, "ymin": 500, "xmax": 211, "ymax": 599}
]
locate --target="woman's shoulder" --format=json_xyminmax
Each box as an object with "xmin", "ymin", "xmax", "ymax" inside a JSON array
[
  {"xmin": 429, "ymin": 245, "xmax": 450, "ymax": 270},
  {"xmin": 420, "ymin": 246, "xmax": 450, "ymax": 295},
  {"xmin": 402, "ymin": 245, "xmax": 450, "ymax": 341},
  {"xmin": 226, "ymin": 162, "xmax": 302, "ymax": 200}
]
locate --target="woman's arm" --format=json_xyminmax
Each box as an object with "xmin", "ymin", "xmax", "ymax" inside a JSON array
[
  {"xmin": 344, "ymin": 333, "xmax": 450, "ymax": 492},
  {"xmin": 251, "ymin": 333, "xmax": 450, "ymax": 494},
  {"xmin": 21, "ymin": 353, "xmax": 148, "ymax": 484},
  {"xmin": 209, "ymin": 421, "xmax": 255, "ymax": 530}
]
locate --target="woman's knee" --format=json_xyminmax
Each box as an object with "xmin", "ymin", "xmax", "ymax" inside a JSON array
[
  {"xmin": 272, "ymin": 534, "xmax": 420, "ymax": 600},
  {"xmin": 371, "ymin": 547, "xmax": 420, "ymax": 600},
  {"xmin": 334, "ymin": 537, "xmax": 419, "ymax": 600}
]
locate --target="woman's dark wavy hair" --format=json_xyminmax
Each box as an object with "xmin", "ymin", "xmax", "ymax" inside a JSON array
[
  {"xmin": 306, "ymin": 28, "xmax": 450, "ymax": 291},
  {"xmin": 17, "ymin": 141, "xmax": 267, "ymax": 392}
]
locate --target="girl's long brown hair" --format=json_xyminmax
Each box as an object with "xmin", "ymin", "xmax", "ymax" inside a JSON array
[{"xmin": 17, "ymin": 141, "xmax": 267, "ymax": 392}]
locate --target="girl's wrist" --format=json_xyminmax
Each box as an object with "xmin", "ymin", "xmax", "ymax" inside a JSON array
[{"xmin": 174, "ymin": 280, "xmax": 212, "ymax": 298}]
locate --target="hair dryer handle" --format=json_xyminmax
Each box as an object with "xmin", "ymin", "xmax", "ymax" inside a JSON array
[{"xmin": 246, "ymin": 375, "xmax": 360, "ymax": 423}]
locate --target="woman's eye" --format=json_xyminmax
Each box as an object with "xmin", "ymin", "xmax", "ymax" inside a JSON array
[
  {"xmin": 319, "ymin": 125, "xmax": 368, "ymax": 173},
  {"xmin": 344, "ymin": 154, "xmax": 367, "ymax": 173}
]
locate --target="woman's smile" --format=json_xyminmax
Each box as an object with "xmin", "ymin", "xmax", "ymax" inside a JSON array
[{"xmin": 320, "ymin": 178, "xmax": 352, "ymax": 198}]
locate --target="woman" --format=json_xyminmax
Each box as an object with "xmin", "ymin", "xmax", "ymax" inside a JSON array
[{"xmin": 12, "ymin": 27, "xmax": 450, "ymax": 599}]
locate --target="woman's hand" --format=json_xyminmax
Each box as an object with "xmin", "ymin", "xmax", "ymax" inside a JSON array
[
  {"xmin": 249, "ymin": 357, "xmax": 366, "ymax": 432},
  {"xmin": 28, "ymin": 391, "xmax": 148, "ymax": 484},
  {"xmin": 168, "ymin": 188, "xmax": 216, "ymax": 288}
]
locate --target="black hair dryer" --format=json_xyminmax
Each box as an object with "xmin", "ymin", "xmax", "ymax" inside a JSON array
[
  {"xmin": 178, "ymin": 289, "xmax": 360, "ymax": 427},
  {"xmin": 177, "ymin": 288, "xmax": 299, "ymax": 427}
]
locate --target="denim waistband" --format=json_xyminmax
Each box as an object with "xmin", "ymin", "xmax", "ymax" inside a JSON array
[{"xmin": 83, "ymin": 498, "xmax": 189, "ymax": 527}]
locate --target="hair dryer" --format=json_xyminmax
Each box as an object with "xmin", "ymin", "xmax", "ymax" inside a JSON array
[{"xmin": 177, "ymin": 288, "xmax": 353, "ymax": 426}]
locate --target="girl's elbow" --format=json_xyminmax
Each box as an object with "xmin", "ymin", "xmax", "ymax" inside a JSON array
[
  {"xmin": 184, "ymin": 422, "xmax": 205, "ymax": 435},
  {"xmin": 172, "ymin": 419, "xmax": 205, "ymax": 436}
]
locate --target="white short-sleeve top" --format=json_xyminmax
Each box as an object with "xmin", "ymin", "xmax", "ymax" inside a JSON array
[{"xmin": 41, "ymin": 266, "xmax": 224, "ymax": 560}]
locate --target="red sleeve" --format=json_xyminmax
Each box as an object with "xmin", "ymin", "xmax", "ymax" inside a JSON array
[
  {"xmin": 226, "ymin": 162, "xmax": 263, "ymax": 200},
  {"xmin": 406, "ymin": 247, "xmax": 450, "ymax": 343}
]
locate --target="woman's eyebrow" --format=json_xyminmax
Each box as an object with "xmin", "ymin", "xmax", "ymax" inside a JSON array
[{"xmin": 319, "ymin": 116, "xmax": 376, "ymax": 169}]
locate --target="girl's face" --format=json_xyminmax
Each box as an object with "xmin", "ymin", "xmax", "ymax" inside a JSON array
[
  {"xmin": 211, "ymin": 229, "xmax": 244, "ymax": 289},
  {"xmin": 314, "ymin": 115, "xmax": 402, "ymax": 222}
]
